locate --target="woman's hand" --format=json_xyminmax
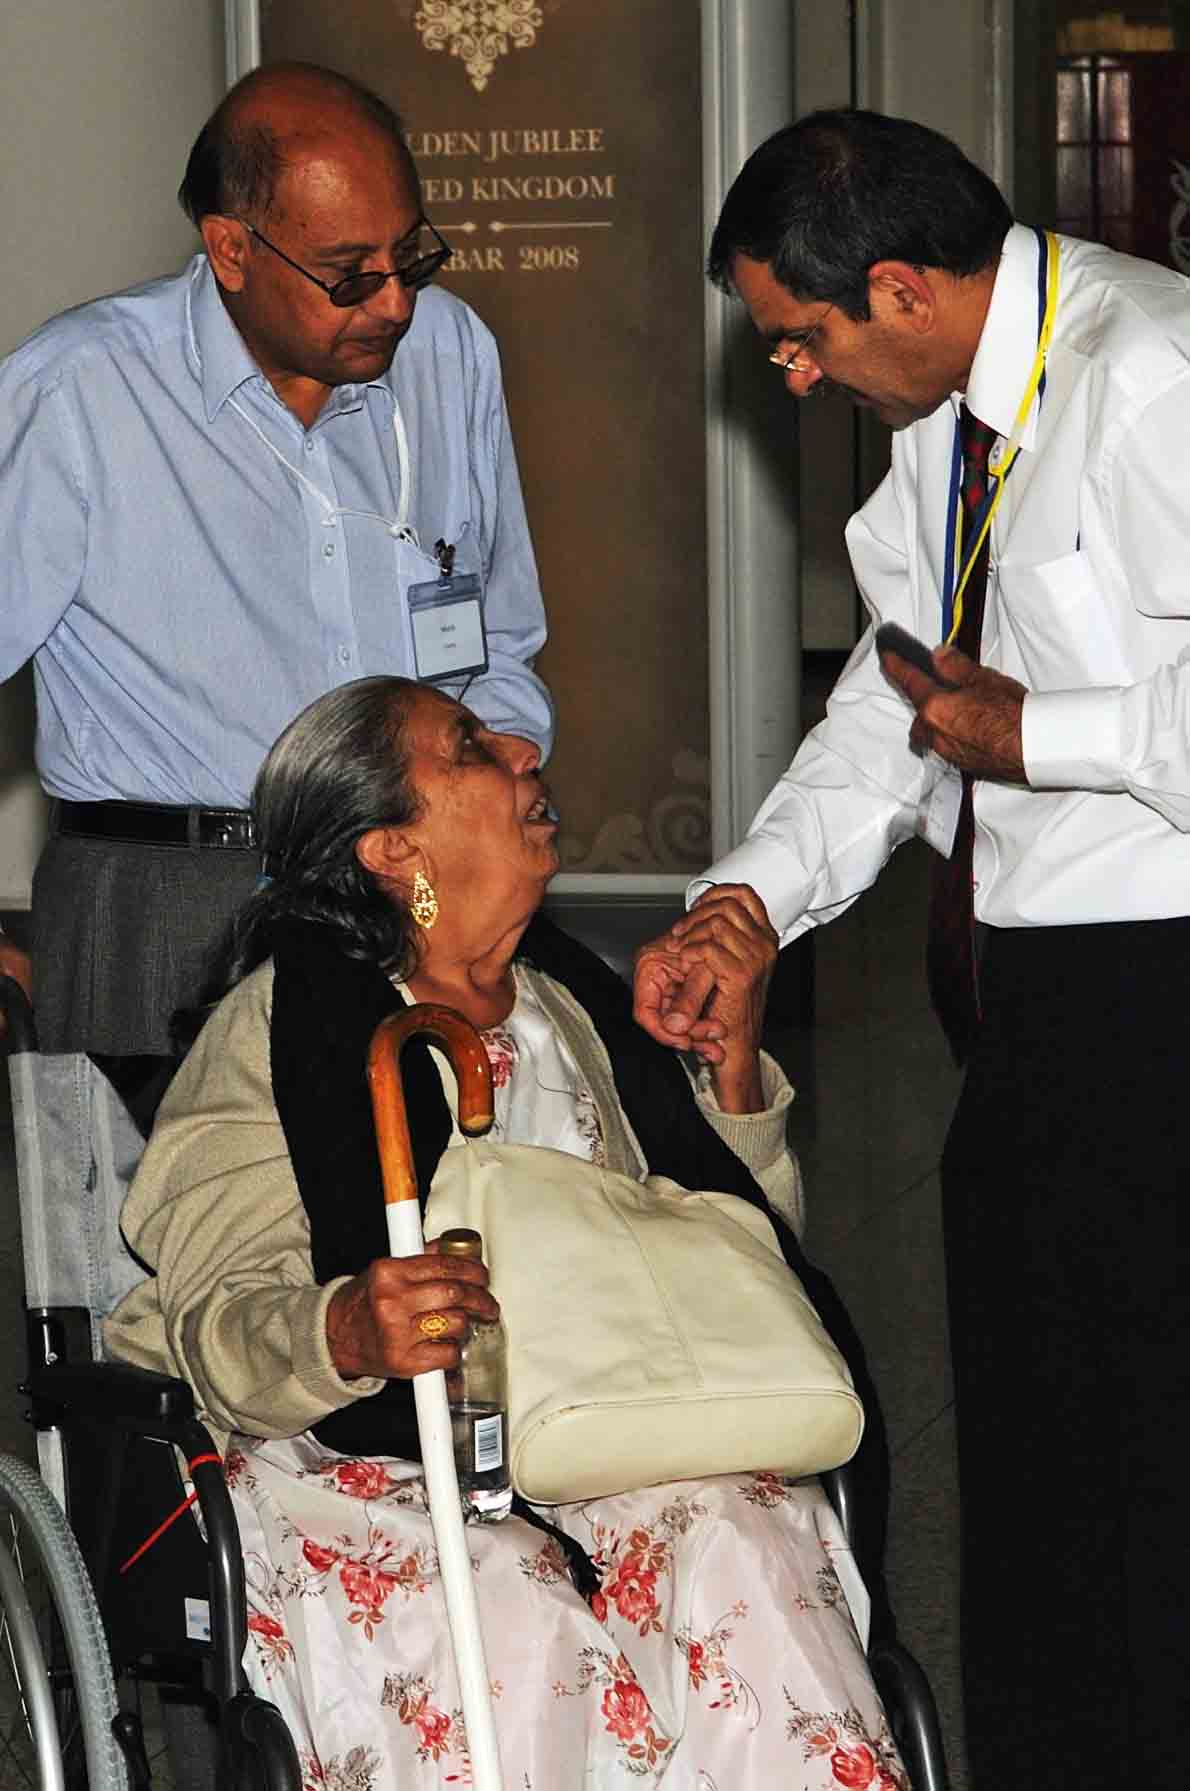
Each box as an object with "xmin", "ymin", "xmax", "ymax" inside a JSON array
[
  {"xmin": 326, "ymin": 1244, "xmax": 499, "ymax": 1381},
  {"xmin": 638, "ymin": 884, "xmax": 777, "ymax": 1112}
]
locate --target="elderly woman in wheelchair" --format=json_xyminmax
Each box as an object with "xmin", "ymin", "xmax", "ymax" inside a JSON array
[{"xmin": 103, "ymin": 674, "xmax": 908, "ymax": 1790}]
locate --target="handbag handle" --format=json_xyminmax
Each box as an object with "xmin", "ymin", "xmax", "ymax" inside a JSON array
[{"xmin": 367, "ymin": 1004, "xmax": 494, "ymax": 1205}]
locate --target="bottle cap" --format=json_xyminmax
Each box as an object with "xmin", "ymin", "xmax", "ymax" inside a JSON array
[{"xmin": 438, "ymin": 1228, "xmax": 483, "ymax": 1259}]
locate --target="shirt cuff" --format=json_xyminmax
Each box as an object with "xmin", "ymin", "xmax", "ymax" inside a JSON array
[
  {"xmin": 290, "ymin": 1277, "xmax": 387, "ymax": 1412},
  {"xmin": 1022, "ymin": 687, "xmax": 1126, "ymax": 791},
  {"xmin": 686, "ymin": 840, "xmax": 812, "ymax": 946},
  {"xmin": 694, "ymin": 1050, "xmax": 794, "ymax": 1171}
]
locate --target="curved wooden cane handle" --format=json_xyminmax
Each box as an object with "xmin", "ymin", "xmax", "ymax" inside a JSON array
[{"xmin": 367, "ymin": 1005, "xmax": 494, "ymax": 1207}]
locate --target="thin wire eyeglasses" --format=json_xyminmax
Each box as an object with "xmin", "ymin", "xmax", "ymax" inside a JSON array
[
  {"xmin": 240, "ymin": 217, "xmax": 453, "ymax": 306},
  {"xmin": 769, "ymin": 303, "xmax": 834, "ymax": 375}
]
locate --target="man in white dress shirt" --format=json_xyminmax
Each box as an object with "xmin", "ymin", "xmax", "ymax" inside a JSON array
[{"xmin": 634, "ymin": 109, "xmax": 1190, "ymax": 1788}]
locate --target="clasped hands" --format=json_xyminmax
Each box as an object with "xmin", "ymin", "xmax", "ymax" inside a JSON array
[
  {"xmin": 632, "ymin": 643, "xmax": 1028, "ymax": 1064},
  {"xmin": 631, "ymin": 884, "xmax": 777, "ymax": 1110}
]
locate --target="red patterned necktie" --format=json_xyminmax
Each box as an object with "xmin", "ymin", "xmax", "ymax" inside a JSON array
[{"xmin": 926, "ymin": 404, "xmax": 998, "ymax": 1065}]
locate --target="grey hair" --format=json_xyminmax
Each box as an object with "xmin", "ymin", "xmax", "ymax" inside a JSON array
[{"xmin": 199, "ymin": 677, "xmax": 425, "ymax": 1011}]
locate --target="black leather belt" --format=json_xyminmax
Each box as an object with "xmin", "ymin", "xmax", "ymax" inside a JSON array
[{"xmin": 54, "ymin": 800, "xmax": 258, "ymax": 850}]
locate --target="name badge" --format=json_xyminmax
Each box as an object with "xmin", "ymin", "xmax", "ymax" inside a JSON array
[{"xmin": 407, "ymin": 572, "xmax": 488, "ymax": 684}]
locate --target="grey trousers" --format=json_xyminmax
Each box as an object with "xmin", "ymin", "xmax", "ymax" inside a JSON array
[{"xmin": 32, "ymin": 829, "xmax": 261, "ymax": 1056}]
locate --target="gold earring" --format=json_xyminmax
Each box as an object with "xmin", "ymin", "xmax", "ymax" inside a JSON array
[{"xmin": 411, "ymin": 870, "xmax": 439, "ymax": 931}]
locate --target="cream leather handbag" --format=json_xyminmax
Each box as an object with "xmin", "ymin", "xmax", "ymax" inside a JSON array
[{"xmin": 427, "ymin": 1138, "xmax": 864, "ymax": 1504}]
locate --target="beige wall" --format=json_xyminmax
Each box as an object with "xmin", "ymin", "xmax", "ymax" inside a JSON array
[{"xmin": 0, "ymin": 0, "xmax": 224, "ymax": 905}]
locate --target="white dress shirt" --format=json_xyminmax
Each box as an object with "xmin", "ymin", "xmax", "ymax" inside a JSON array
[{"xmin": 700, "ymin": 224, "xmax": 1190, "ymax": 941}]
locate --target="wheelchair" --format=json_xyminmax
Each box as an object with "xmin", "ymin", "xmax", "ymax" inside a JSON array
[{"xmin": 0, "ymin": 971, "xmax": 947, "ymax": 1790}]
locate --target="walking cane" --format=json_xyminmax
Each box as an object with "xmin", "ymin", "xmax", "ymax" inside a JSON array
[{"xmin": 367, "ymin": 1005, "xmax": 504, "ymax": 1791}]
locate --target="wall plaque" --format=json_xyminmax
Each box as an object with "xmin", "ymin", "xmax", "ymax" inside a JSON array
[{"xmin": 261, "ymin": 0, "xmax": 711, "ymax": 875}]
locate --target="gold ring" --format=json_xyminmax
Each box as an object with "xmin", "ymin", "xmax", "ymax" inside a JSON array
[{"xmin": 417, "ymin": 1311, "xmax": 450, "ymax": 1340}]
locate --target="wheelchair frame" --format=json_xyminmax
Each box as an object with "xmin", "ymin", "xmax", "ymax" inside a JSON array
[{"xmin": 1, "ymin": 976, "xmax": 299, "ymax": 1790}]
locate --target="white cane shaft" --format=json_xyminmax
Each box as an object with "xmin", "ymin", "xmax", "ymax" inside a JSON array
[{"xmin": 386, "ymin": 1203, "xmax": 505, "ymax": 1790}]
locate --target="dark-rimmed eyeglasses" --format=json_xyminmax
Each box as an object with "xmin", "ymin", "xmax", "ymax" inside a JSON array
[{"xmin": 241, "ymin": 217, "xmax": 453, "ymax": 306}]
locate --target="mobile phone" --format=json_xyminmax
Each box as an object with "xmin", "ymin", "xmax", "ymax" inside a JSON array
[{"xmin": 874, "ymin": 622, "xmax": 958, "ymax": 688}]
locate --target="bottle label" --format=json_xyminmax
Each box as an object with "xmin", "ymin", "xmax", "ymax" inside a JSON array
[{"xmin": 473, "ymin": 1412, "xmax": 504, "ymax": 1472}]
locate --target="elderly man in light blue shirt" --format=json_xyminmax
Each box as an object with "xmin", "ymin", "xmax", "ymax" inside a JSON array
[{"xmin": 0, "ymin": 61, "xmax": 553, "ymax": 1330}]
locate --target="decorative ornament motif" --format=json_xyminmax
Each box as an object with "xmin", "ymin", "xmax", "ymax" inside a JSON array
[
  {"xmin": 558, "ymin": 749, "xmax": 712, "ymax": 875},
  {"xmin": 411, "ymin": 870, "xmax": 440, "ymax": 930},
  {"xmin": 411, "ymin": 0, "xmax": 546, "ymax": 93},
  {"xmin": 417, "ymin": 1311, "xmax": 451, "ymax": 1339}
]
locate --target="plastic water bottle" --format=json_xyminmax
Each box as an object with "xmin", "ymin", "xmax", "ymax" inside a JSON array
[{"xmin": 440, "ymin": 1228, "xmax": 511, "ymax": 1523}]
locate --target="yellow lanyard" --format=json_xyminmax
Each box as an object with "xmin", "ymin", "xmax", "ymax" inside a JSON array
[{"xmin": 947, "ymin": 229, "xmax": 1060, "ymax": 644}]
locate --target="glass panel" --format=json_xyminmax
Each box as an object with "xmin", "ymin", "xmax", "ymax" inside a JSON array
[
  {"xmin": 1098, "ymin": 66, "xmax": 1133, "ymax": 143},
  {"xmin": 1098, "ymin": 145, "xmax": 1134, "ymax": 217},
  {"xmin": 1057, "ymin": 65, "xmax": 1091, "ymax": 144},
  {"xmin": 1056, "ymin": 145, "xmax": 1092, "ymax": 228}
]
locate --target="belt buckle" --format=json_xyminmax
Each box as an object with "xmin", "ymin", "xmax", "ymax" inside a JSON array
[{"xmin": 198, "ymin": 810, "xmax": 255, "ymax": 850}]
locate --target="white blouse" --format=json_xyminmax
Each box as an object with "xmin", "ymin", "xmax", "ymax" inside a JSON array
[{"xmin": 477, "ymin": 966, "xmax": 604, "ymax": 1164}]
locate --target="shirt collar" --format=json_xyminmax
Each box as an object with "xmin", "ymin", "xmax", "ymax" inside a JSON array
[
  {"xmin": 185, "ymin": 255, "xmax": 387, "ymax": 426},
  {"xmin": 958, "ymin": 222, "xmax": 1052, "ymax": 451}
]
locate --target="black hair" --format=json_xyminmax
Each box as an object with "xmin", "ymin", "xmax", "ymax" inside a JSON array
[
  {"xmin": 707, "ymin": 108, "xmax": 1013, "ymax": 319},
  {"xmin": 178, "ymin": 62, "xmax": 408, "ymax": 226}
]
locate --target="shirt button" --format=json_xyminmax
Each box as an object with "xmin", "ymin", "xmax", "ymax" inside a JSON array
[
  {"xmin": 323, "ymin": 542, "xmax": 336, "ymax": 558},
  {"xmin": 338, "ymin": 646, "xmax": 351, "ymax": 664},
  {"xmin": 304, "ymin": 438, "xmax": 316, "ymax": 454}
]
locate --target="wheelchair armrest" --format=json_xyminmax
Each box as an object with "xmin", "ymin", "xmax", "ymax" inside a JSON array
[{"xmin": 28, "ymin": 1357, "xmax": 196, "ymax": 1429}]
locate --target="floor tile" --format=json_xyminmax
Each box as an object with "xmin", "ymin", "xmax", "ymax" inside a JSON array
[{"xmin": 814, "ymin": 1173, "xmax": 953, "ymax": 1452}]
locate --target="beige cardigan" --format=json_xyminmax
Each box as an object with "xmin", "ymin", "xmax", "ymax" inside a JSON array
[{"xmin": 105, "ymin": 959, "xmax": 804, "ymax": 1453}]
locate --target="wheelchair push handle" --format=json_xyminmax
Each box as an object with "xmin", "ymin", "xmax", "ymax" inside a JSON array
[{"xmin": 366, "ymin": 1004, "xmax": 494, "ymax": 1204}]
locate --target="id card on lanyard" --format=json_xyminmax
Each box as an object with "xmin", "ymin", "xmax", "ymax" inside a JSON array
[
  {"xmin": 941, "ymin": 227, "xmax": 1060, "ymax": 643},
  {"xmin": 408, "ymin": 571, "xmax": 488, "ymax": 682},
  {"xmin": 227, "ymin": 388, "xmax": 491, "ymax": 682},
  {"xmin": 921, "ymin": 229, "xmax": 1059, "ymax": 858}
]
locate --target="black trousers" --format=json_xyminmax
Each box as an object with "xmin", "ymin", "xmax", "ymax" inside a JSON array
[{"xmin": 942, "ymin": 919, "xmax": 1190, "ymax": 1790}]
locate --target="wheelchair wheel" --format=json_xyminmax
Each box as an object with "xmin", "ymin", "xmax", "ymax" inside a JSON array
[{"xmin": 0, "ymin": 1452, "xmax": 128, "ymax": 1791}]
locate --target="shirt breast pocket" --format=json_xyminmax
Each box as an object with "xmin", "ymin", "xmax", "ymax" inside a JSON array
[{"xmin": 996, "ymin": 549, "xmax": 1133, "ymax": 689}]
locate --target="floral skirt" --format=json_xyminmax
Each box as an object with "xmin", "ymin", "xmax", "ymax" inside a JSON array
[{"xmin": 228, "ymin": 1434, "xmax": 906, "ymax": 1790}]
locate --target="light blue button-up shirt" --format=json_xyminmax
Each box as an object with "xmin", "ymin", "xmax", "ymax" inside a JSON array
[{"xmin": 0, "ymin": 256, "xmax": 553, "ymax": 804}]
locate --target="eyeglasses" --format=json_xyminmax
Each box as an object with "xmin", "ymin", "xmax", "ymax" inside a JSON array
[
  {"xmin": 769, "ymin": 304, "xmax": 834, "ymax": 375},
  {"xmin": 241, "ymin": 217, "xmax": 453, "ymax": 306}
]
